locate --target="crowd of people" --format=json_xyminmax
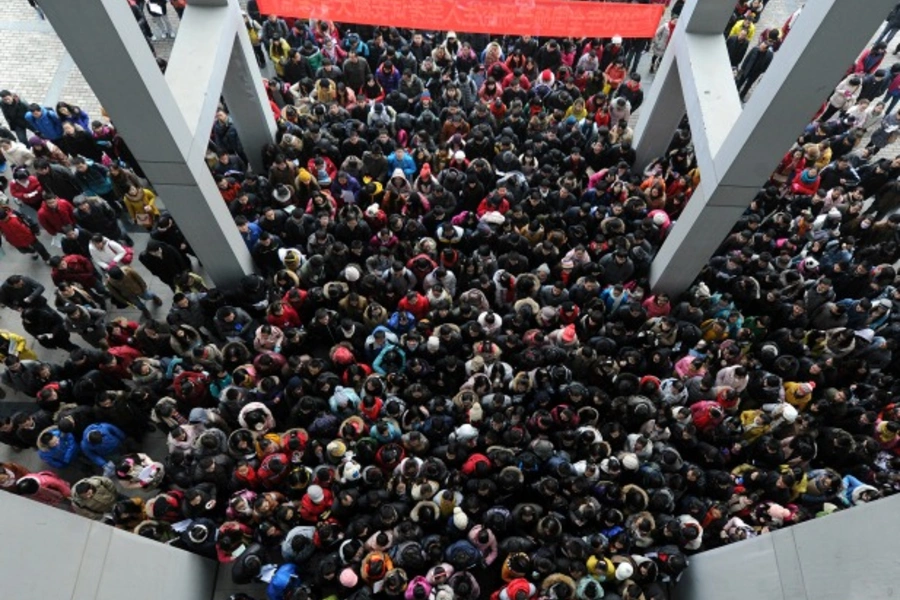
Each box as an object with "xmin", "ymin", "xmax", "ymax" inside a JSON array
[{"xmin": 1, "ymin": 1, "xmax": 900, "ymax": 600}]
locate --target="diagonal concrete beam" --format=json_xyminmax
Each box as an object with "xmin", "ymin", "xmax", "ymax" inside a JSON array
[{"xmin": 648, "ymin": 0, "xmax": 896, "ymax": 295}]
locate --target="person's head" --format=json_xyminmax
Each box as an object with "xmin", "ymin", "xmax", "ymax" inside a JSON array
[{"xmin": 71, "ymin": 156, "xmax": 89, "ymax": 173}]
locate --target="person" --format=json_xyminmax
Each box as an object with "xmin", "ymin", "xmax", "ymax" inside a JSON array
[
  {"xmin": 0, "ymin": 275, "xmax": 46, "ymax": 311},
  {"xmin": 243, "ymin": 11, "xmax": 266, "ymax": 68},
  {"xmin": 105, "ymin": 266, "xmax": 162, "ymax": 319},
  {"xmin": 35, "ymin": 193, "xmax": 75, "ymax": 237},
  {"xmin": 89, "ymin": 233, "xmax": 129, "ymax": 272},
  {"xmin": 122, "ymin": 184, "xmax": 159, "ymax": 229},
  {"xmin": 0, "ymin": 206, "xmax": 50, "ymax": 262},
  {"xmin": 77, "ymin": 198, "xmax": 130, "ymax": 244},
  {"xmin": 0, "ymin": 90, "xmax": 32, "ymax": 144},
  {"xmin": 34, "ymin": 155, "xmax": 81, "ymax": 198},
  {"xmin": 212, "ymin": 109, "xmax": 244, "ymax": 159},
  {"xmin": 22, "ymin": 305, "xmax": 80, "ymax": 351},
  {"xmin": 80, "ymin": 422, "xmax": 127, "ymax": 470},
  {"xmin": 0, "ymin": 137, "xmax": 35, "ymax": 170},
  {"xmin": 61, "ymin": 304, "xmax": 108, "ymax": 348},
  {"xmin": 71, "ymin": 157, "xmax": 117, "ymax": 205},
  {"xmin": 737, "ymin": 40, "xmax": 774, "ymax": 99},
  {"xmin": 145, "ymin": 0, "xmax": 176, "ymax": 40},
  {"xmin": 879, "ymin": 2, "xmax": 900, "ymax": 45},
  {"xmin": 70, "ymin": 476, "xmax": 118, "ymax": 520},
  {"xmin": 24, "ymin": 104, "xmax": 63, "ymax": 141},
  {"xmin": 16, "ymin": 472, "xmax": 71, "ymax": 508},
  {"xmin": 9, "ymin": 167, "xmax": 43, "ymax": 218},
  {"xmin": 139, "ymin": 240, "xmax": 190, "ymax": 290}
]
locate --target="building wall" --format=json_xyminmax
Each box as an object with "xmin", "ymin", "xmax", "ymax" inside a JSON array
[
  {"xmin": 0, "ymin": 492, "xmax": 217, "ymax": 600},
  {"xmin": 674, "ymin": 495, "xmax": 900, "ymax": 600}
]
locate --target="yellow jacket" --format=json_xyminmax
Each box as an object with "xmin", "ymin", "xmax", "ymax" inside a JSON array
[
  {"xmin": 0, "ymin": 330, "xmax": 37, "ymax": 361},
  {"xmin": 123, "ymin": 188, "xmax": 159, "ymax": 222}
]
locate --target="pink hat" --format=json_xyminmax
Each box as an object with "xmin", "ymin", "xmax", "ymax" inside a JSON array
[{"xmin": 340, "ymin": 567, "xmax": 359, "ymax": 587}]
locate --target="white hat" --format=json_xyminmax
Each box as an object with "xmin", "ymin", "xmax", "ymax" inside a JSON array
[
  {"xmin": 344, "ymin": 265, "xmax": 361, "ymax": 282},
  {"xmin": 307, "ymin": 484, "xmax": 325, "ymax": 504},
  {"xmin": 365, "ymin": 203, "xmax": 380, "ymax": 217},
  {"xmin": 454, "ymin": 150, "xmax": 466, "ymax": 161},
  {"xmin": 452, "ymin": 506, "xmax": 469, "ymax": 530},
  {"xmin": 341, "ymin": 460, "xmax": 361, "ymax": 483},
  {"xmin": 620, "ymin": 453, "xmax": 640, "ymax": 471},
  {"xmin": 652, "ymin": 212, "xmax": 667, "ymax": 226},
  {"xmin": 780, "ymin": 404, "xmax": 798, "ymax": 424},
  {"xmin": 612, "ymin": 35, "xmax": 623, "ymax": 44},
  {"xmin": 455, "ymin": 424, "xmax": 479, "ymax": 441},
  {"xmin": 615, "ymin": 562, "xmax": 633, "ymax": 580}
]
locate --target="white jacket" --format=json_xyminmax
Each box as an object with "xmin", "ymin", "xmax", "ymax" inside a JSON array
[{"xmin": 89, "ymin": 237, "xmax": 127, "ymax": 271}]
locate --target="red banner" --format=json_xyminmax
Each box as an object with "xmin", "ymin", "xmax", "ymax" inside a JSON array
[{"xmin": 256, "ymin": 0, "xmax": 665, "ymax": 38}]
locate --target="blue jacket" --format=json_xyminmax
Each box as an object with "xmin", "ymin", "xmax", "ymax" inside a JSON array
[
  {"xmin": 267, "ymin": 563, "xmax": 301, "ymax": 600},
  {"xmin": 387, "ymin": 151, "xmax": 417, "ymax": 179},
  {"xmin": 373, "ymin": 344, "xmax": 407, "ymax": 375},
  {"xmin": 240, "ymin": 222, "xmax": 262, "ymax": 250},
  {"xmin": 25, "ymin": 107, "xmax": 63, "ymax": 140},
  {"xmin": 369, "ymin": 420, "xmax": 401, "ymax": 443},
  {"xmin": 80, "ymin": 422, "xmax": 126, "ymax": 467},
  {"xmin": 38, "ymin": 428, "xmax": 80, "ymax": 468}
]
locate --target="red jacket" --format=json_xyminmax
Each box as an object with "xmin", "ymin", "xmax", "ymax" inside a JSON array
[
  {"xmin": 51, "ymin": 254, "xmax": 97, "ymax": 288},
  {"xmin": 461, "ymin": 453, "xmax": 492, "ymax": 476},
  {"xmin": 231, "ymin": 462, "xmax": 260, "ymax": 490},
  {"xmin": 398, "ymin": 294, "xmax": 430, "ymax": 320},
  {"xmin": 690, "ymin": 401, "xmax": 725, "ymax": 433},
  {"xmin": 0, "ymin": 212, "xmax": 37, "ymax": 248},
  {"xmin": 101, "ymin": 345, "xmax": 142, "ymax": 379},
  {"xmin": 37, "ymin": 199, "xmax": 76, "ymax": 235},
  {"xmin": 257, "ymin": 453, "xmax": 291, "ymax": 489},
  {"xmin": 299, "ymin": 488, "xmax": 333, "ymax": 522},
  {"xmin": 9, "ymin": 176, "xmax": 42, "ymax": 210},
  {"xmin": 790, "ymin": 170, "xmax": 820, "ymax": 196},
  {"xmin": 268, "ymin": 302, "xmax": 302, "ymax": 329},
  {"xmin": 18, "ymin": 472, "xmax": 71, "ymax": 507},
  {"xmin": 174, "ymin": 370, "xmax": 211, "ymax": 407}
]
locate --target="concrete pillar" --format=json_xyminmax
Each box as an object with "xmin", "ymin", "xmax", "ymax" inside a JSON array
[
  {"xmin": 222, "ymin": 35, "xmax": 279, "ymax": 174},
  {"xmin": 633, "ymin": 0, "xmax": 736, "ymax": 168},
  {"xmin": 647, "ymin": 0, "xmax": 896, "ymax": 295},
  {"xmin": 632, "ymin": 47, "xmax": 685, "ymax": 169},
  {"xmin": 38, "ymin": 0, "xmax": 257, "ymax": 288}
]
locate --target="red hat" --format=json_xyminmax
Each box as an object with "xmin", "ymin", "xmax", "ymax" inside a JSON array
[
  {"xmin": 420, "ymin": 163, "xmax": 431, "ymax": 177},
  {"xmin": 540, "ymin": 69, "xmax": 554, "ymax": 83}
]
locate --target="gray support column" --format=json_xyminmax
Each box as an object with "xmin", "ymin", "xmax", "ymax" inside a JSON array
[
  {"xmin": 38, "ymin": 0, "xmax": 256, "ymax": 288},
  {"xmin": 170, "ymin": 0, "xmax": 276, "ymax": 173},
  {"xmin": 632, "ymin": 47, "xmax": 685, "ymax": 169},
  {"xmin": 223, "ymin": 30, "xmax": 279, "ymax": 174},
  {"xmin": 632, "ymin": 0, "xmax": 736, "ymax": 168},
  {"xmin": 647, "ymin": 0, "xmax": 896, "ymax": 295}
]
